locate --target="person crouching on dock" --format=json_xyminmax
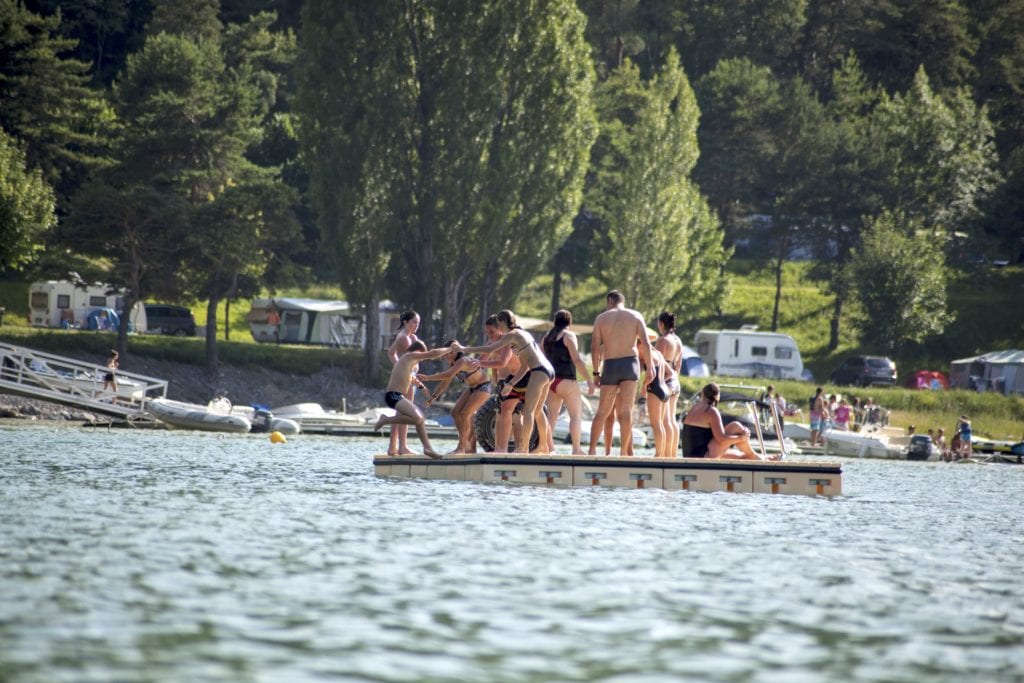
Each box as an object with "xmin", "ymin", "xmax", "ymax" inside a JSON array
[{"xmin": 375, "ymin": 340, "xmax": 451, "ymax": 458}]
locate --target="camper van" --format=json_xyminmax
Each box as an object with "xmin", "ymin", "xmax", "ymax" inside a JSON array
[
  {"xmin": 248, "ymin": 298, "xmax": 400, "ymax": 349},
  {"xmin": 694, "ymin": 327, "xmax": 804, "ymax": 380},
  {"xmin": 29, "ymin": 281, "xmax": 147, "ymax": 332}
]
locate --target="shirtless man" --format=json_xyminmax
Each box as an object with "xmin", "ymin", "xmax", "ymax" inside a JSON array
[
  {"xmin": 374, "ymin": 340, "xmax": 451, "ymax": 458},
  {"xmin": 588, "ymin": 290, "xmax": 654, "ymax": 456}
]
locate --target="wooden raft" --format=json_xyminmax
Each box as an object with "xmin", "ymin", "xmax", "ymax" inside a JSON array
[{"xmin": 374, "ymin": 453, "xmax": 842, "ymax": 496}]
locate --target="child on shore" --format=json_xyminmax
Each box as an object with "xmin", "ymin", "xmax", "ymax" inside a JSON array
[{"xmin": 374, "ymin": 340, "xmax": 451, "ymax": 458}]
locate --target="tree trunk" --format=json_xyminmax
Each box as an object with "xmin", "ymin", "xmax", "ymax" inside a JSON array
[
  {"xmin": 550, "ymin": 255, "xmax": 562, "ymax": 318},
  {"xmin": 363, "ymin": 293, "xmax": 381, "ymax": 383},
  {"xmin": 116, "ymin": 293, "xmax": 134, "ymax": 359},
  {"xmin": 829, "ymin": 293, "xmax": 843, "ymax": 351},
  {"xmin": 205, "ymin": 298, "xmax": 219, "ymax": 379},
  {"xmin": 224, "ymin": 299, "xmax": 230, "ymax": 341},
  {"xmin": 770, "ymin": 235, "xmax": 787, "ymax": 332}
]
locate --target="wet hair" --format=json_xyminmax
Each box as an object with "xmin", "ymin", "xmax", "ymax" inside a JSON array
[
  {"xmin": 658, "ymin": 312, "xmax": 676, "ymax": 330},
  {"xmin": 398, "ymin": 311, "xmax": 419, "ymax": 329},
  {"xmin": 407, "ymin": 340, "xmax": 427, "ymax": 353},
  {"xmin": 484, "ymin": 315, "xmax": 498, "ymax": 328},
  {"xmin": 495, "ymin": 309, "xmax": 520, "ymax": 330},
  {"xmin": 701, "ymin": 382, "xmax": 720, "ymax": 406},
  {"xmin": 607, "ymin": 290, "xmax": 624, "ymax": 304}
]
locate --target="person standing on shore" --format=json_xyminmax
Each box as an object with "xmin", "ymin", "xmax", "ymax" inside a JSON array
[
  {"xmin": 809, "ymin": 386, "xmax": 827, "ymax": 446},
  {"xmin": 387, "ymin": 311, "xmax": 421, "ymax": 455},
  {"xmin": 588, "ymin": 290, "xmax": 654, "ymax": 456}
]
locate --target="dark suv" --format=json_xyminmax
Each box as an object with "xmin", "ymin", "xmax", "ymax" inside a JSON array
[
  {"xmin": 829, "ymin": 355, "xmax": 897, "ymax": 386},
  {"xmin": 145, "ymin": 304, "xmax": 196, "ymax": 336}
]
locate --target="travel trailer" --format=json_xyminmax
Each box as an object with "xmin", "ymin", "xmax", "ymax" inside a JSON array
[
  {"xmin": 693, "ymin": 327, "xmax": 804, "ymax": 380},
  {"xmin": 29, "ymin": 281, "xmax": 147, "ymax": 332},
  {"xmin": 248, "ymin": 298, "xmax": 400, "ymax": 349}
]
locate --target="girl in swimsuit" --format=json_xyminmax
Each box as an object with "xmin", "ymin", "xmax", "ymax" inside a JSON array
[
  {"xmin": 455, "ymin": 310, "xmax": 554, "ymax": 454},
  {"xmin": 642, "ymin": 346, "xmax": 671, "ymax": 457},
  {"xmin": 417, "ymin": 343, "xmax": 492, "ymax": 454},
  {"xmin": 541, "ymin": 310, "xmax": 596, "ymax": 455},
  {"xmin": 682, "ymin": 383, "xmax": 773, "ymax": 460},
  {"xmin": 387, "ymin": 311, "xmax": 421, "ymax": 455},
  {"xmin": 655, "ymin": 312, "xmax": 683, "ymax": 455}
]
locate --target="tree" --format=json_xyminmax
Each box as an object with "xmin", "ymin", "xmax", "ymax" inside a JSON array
[
  {"xmin": 0, "ymin": 1, "xmax": 109, "ymax": 201},
  {"xmin": 694, "ymin": 58, "xmax": 784, "ymax": 237},
  {"xmin": 107, "ymin": 11, "xmax": 298, "ymax": 376},
  {"xmin": 0, "ymin": 127, "xmax": 56, "ymax": 271},
  {"xmin": 587, "ymin": 51, "xmax": 728, "ymax": 321},
  {"xmin": 849, "ymin": 210, "xmax": 952, "ymax": 354},
  {"xmin": 297, "ymin": 0, "xmax": 596, "ymax": 360}
]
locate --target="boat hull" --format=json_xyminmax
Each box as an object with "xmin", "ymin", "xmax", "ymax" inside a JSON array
[
  {"xmin": 375, "ymin": 453, "xmax": 842, "ymax": 497},
  {"xmin": 147, "ymin": 398, "xmax": 251, "ymax": 433}
]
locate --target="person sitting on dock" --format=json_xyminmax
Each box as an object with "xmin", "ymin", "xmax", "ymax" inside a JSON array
[
  {"xmin": 374, "ymin": 340, "xmax": 452, "ymax": 458},
  {"xmin": 682, "ymin": 383, "xmax": 776, "ymax": 460},
  {"xmin": 417, "ymin": 343, "xmax": 492, "ymax": 455}
]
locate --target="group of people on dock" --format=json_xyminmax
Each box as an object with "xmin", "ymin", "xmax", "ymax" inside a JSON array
[{"xmin": 375, "ymin": 290, "xmax": 772, "ymax": 461}]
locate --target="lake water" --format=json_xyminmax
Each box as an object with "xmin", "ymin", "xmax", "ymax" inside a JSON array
[{"xmin": 2, "ymin": 422, "xmax": 1022, "ymax": 683}]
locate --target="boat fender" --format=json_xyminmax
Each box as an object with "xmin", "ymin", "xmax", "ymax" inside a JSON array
[{"xmin": 270, "ymin": 431, "xmax": 287, "ymax": 444}]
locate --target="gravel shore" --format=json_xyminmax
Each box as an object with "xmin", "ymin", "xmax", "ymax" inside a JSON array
[{"xmin": 0, "ymin": 351, "xmax": 386, "ymax": 422}]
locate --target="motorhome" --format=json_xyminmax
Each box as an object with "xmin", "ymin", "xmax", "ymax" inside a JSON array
[
  {"xmin": 694, "ymin": 327, "xmax": 804, "ymax": 380},
  {"xmin": 248, "ymin": 297, "xmax": 400, "ymax": 349},
  {"xmin": 29, "ymin": 281, "xmax": 147, "ymax": 332}
]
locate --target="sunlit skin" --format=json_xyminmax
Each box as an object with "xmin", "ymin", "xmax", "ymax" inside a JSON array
[{"xmin": 387, "ymin": 312, "xmax": 421, "ymax": 455}]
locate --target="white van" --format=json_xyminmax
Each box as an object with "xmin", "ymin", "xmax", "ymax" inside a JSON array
[
  {"xmin": 694, "ymin": 327, "xmax": 803, "ymax": 380},
  {"xmin": 29, "ymin": 280, "xmax": 147, "ymax": 332}
]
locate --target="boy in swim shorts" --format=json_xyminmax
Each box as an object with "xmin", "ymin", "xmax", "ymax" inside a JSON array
[{"xmin": 374, "ymin": 340, "xmax": 451, "ymax": 458}]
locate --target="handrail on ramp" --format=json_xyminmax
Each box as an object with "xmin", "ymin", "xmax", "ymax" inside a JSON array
[{"xmin": 0, "ymin": 341, "xmax": 168, "ymax": 418}]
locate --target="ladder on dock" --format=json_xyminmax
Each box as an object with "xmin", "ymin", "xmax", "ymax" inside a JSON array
[{"xmin": 0, "ymin": 341, "xmax": 168, "ymax": 418}]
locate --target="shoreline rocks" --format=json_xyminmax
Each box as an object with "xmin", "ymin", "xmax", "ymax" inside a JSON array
[{"xmin": 0, "ymin": 352, "xmax": 387, "ymax": 422}]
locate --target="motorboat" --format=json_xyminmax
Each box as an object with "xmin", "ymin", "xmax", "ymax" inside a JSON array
[
  {"xmin": 271, "ymin": 402, "xmax": 365, "ymax": 434},
  {"xmin": 229, "ymin": 404, "xmax": 301, "ymax": 435},
  {"xmin": 552, "ymin": 393, "xmax": 648, "ymax": 449},
  {"xmin": 147, "ymin": 397, "xmax": 252, "ymax": 433},
  {"xmin": 822, "ymin": 425, "xmax": 909, "ymax": 460}
]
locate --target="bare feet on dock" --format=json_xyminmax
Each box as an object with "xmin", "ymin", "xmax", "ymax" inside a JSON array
[
  {"xmin": 397, "ymin": 448, "xmax": 415, "ymax": 455},
  {"xmin": 424, "ymin": 450, "xmax": 443, "ymax": 459}
]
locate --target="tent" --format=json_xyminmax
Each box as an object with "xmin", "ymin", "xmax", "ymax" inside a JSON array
[
  {"xmin": 950, "ymin": 349, "xmax": 1024, "ymax": 394},
  {"xmin": 85, "ymin": 307, "xmax": 120, "ymax": 331},
  {"xmin": 907, "ymin": 370, "xmax": 949, "ymax": 390},
  {"xmin": 250, "ymin": 298, "xmax": 360, "ymax": 346}
]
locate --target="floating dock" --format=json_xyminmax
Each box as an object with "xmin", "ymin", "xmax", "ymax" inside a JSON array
[{"xmin": 374, "ymin": 453, "xmax": 842, "ymax": 496}]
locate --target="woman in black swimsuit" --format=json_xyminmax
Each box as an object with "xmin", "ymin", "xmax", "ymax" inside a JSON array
[
  {"xmin": 541, "ymin": 310, "xmax": 595, "ymax": 454},
  {"xmin": 417, "ymin": 343, "xmax": 492, "ymax": 454},
  {"xmin": 682, "ymin": 383, "xmax": 767, "ymax": 459},
  {"xmin": 642, "ymin": 345, "xmax": 671, "ymax": 457}
]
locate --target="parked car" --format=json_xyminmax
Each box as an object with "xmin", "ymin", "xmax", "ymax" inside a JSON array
[
  {"xmin": 829, "ymin": 355, "xmax": 897, "ymax": 386},
  {"xmin": 144, "ymin": 304, "xmax": 196, "ymax": 336}
]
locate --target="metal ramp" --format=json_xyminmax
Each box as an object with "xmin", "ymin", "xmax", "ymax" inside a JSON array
[{"xmin": 0, "ymin": 341, "xmax": 168, "ymax": 418}]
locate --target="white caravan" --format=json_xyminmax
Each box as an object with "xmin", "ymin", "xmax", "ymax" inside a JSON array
[
  {"xmin": 694, "ymin": 327, "xmax": 804, "ymax": 380},
  {"xmin": 29, "ymin": 280, "xmax": 147, "ymax": 331}
]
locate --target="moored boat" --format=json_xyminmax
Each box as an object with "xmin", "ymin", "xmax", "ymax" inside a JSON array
[{"xmin": 147, "ymin": 397, "xmax": 252, "ymax": 433}]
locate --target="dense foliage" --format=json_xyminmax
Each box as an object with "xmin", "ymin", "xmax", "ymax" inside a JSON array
[{"xmin": 2, "ymin": 0, "xmax": 1022, "ymax": 377}]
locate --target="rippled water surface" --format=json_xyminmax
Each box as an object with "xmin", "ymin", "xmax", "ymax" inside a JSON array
[{"xmin": 2, "ymin": 422, "xmax": 1022, "ymax": 682}]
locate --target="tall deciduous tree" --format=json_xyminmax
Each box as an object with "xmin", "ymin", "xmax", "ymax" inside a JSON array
[
  {"xmin": 297, "ymin": 0, "xmax": 596, "ymax": 365},
  {"xmin": 849, "ymin": 210, "xmax": 952, "ymax": 354},
  {"xmin": 0, "ymin": 127, "xmax": 56, "ymax": 271},
  {"xmin": 587, "ymin": 51, "xmax": 728, "ymax": 322}
]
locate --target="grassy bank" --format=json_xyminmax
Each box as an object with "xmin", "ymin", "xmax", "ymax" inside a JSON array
[
  {"xmin": 677, "ymin": 377, "xmax": 1024, "ymax": 443},
  {"xmin": 0, "ymin": 326, "xmax": 362, "ymax": 377}
]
